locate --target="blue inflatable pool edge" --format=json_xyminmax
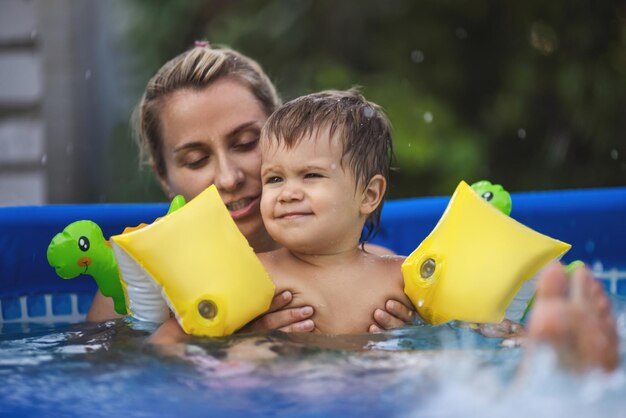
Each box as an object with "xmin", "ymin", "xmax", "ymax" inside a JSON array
[{"xmin": 1, "ymin": 186, "xmax": 625, "ymax": 324}]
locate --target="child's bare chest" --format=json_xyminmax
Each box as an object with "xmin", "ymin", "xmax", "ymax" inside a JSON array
[{"xmin": 273, "ymin": 264, "xmax": 407, "ymax": 334}]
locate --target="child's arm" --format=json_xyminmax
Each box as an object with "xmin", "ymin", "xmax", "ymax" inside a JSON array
[
  {"xmin": 149, "ymin": 292, "xmax": 315, "ymax": 343},
  {"xmin": 241, "ymin": 251, "xmax": 315, "ymax": 333},
  {"xmin": 364, "ymin": 254, "xmax": 416, "ymax": 332},
  {"xmin": 86, "ymin": 290, "xmax": 124, "ymax": 322},
  {"xmin": 149, "ymin": 317, "xmax": 188, "ymax": 345},
  {"xmin": 363, "ymin": 245, "xmax": 417, "ymax": 330}
]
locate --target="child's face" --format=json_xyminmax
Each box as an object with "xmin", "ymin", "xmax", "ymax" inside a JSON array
[{"xmin": 260, "ymin": 129, "xmax": 366, "ymax": 254}]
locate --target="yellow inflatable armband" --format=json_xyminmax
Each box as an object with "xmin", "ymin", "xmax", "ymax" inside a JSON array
[
  {"xmin": 111, "ymin": 185, "xmax": 275, "ymax": 336},
  {"xmin": 402, "ymin": 181, "xmax": 571, "ymax": 325}
]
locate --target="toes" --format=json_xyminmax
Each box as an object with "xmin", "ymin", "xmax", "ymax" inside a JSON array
[
  {"xmin": 536, "ymin": 263, "xmax": 568, "ymax": 299},
  {"xmin": 569, "ymin": 266, "xmax": 588, "ymax": 302},
  {"xmin": 527, "ymin": 302, "xmax": 568, "ymax": 341},
  {"xmin": 575, "ymin": 267, "xmax": 613, "ymax": 318}
]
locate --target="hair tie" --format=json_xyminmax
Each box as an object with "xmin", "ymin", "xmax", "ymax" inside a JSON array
[{"xmin": 194, "ymin": 40, "xmax": 209, "ymax": 48}]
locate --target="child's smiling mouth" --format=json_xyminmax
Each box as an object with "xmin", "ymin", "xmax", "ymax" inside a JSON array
[{"xmin": 277, "ymin": 211, "xmax": 313, "ymax": 220}]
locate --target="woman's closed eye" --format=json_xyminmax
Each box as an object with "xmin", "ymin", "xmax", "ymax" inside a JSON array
[
  {"xmin": 182, "ymin": 154, "xmax": 209, "ymax": 169},
  {"xmin": 233, "ymin": 135, "xmax": 259, "ymax": 152}
]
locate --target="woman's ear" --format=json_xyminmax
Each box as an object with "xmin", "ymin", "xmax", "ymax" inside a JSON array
[
  {"xmin": 360, "ymin": 174, "xmax": 386, "ymax": 216},
  {"xmin": 150, "ymin": 158, "xmax": 173, "ymax": 199}
]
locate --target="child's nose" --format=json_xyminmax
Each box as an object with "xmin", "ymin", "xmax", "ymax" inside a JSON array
[{"xmin": 278, "ymin": 182, "xmax": 303, "ymax": 202}]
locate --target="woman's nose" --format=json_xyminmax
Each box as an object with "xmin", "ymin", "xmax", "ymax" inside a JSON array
[{"xmin": 214, "ymin": 157, "xmax": 245, "ymax": 192}]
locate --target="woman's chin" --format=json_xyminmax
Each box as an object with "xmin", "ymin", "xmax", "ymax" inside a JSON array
[{"xmin": 236, "ymin": 218, "xmax": 275, "ymax": 251}]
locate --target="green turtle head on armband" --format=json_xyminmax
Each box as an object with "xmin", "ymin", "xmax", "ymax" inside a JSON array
[
  {"xmin": 471, "ymin": 180, "xmax": 512, "ymax": 216},
  {"xmin": 46, "ymin": 196, "xmax": 187, "ymax": 316},
  {"xmin": 47, "ymin": 220, "xmax": 128, "ymax": 315}
]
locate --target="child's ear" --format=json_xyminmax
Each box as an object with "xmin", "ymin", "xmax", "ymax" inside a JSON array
[{"xmin": 360, "ymin": 174, "xmax": 386, "ymax": 216}]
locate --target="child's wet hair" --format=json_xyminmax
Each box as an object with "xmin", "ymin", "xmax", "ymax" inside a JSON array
[{"xmin": 261, "ymin": 88, "xmax": 393, "ymax": 242}]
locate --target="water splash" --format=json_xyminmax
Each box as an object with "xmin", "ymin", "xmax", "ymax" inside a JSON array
[{"xmin": 411, "ymin": 50, "xmax": 425, "ymax": 64}]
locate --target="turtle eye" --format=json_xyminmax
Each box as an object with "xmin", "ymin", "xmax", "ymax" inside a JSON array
[
  {"xmin": 78, "ymin": 236, "xmax": 90, "ymax": 252},
  {"xmin": 481, "ymin": 191, "xmax": 494, "ymax": 202}
]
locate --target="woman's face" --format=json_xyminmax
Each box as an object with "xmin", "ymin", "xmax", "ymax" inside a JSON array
[{"xmin": 157, "ymin": 78, "xmax": 272, "ymax": 250}]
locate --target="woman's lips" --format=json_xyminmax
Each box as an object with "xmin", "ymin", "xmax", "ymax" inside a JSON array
[{"xmin": 226, "ymin": 195, "xmax": 261, "ymax": 220}]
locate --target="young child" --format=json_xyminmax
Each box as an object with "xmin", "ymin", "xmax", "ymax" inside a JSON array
[{"xmin": 256, "ymin": 89, "xmax": 410, "ymax": 334}]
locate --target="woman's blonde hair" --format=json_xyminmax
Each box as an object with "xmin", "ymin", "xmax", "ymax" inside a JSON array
[{"xmin": 133, "ymin": 43, "xmax": 281, "ymax": 177}]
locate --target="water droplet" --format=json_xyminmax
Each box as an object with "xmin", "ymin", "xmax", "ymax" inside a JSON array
[
  {"xmin": 585, "ymin": 240, "xmax": 595, "ymax": 254},
  {"xmin": 410, "ymin": 50, "xmax": 424, "ymax": 64},
  {"xmin": 610, "ymin": 149, "xmax": 618, "ymax": 160},
  {"xmin": 85, "ymin": 70, "xmax": 91, "ymax": 80},
  {"xmin": 417, "ymin": 299, "xmax": 424, "ymax": 308},
  {"xmin": 363, "ymin": 106, "xmax": 375, "ymax": 118},
  {"xmin": 30, "ymin": 30, "xmax": 38, "ymax": 40},
  {"xmin": 330, "ymin": 163, "xmax": 337, "ymax": 170},
  {"xmin": 40, "ymin": 154, "xmax": 47, "ymax": 165},
  {"xmin": 530, "ymin": 22, "xmax": 558, "ymax": 55},
  {"xmin": 455, "ymin": 27, "xmax": 468, "ymax": 40},
  {"xmin": 517, "ymin": 128, "xmax": 527, "ymax": 139},
  {"xmin": 423, "ymin": 112, "xmax": 433, "ymax": 123}
]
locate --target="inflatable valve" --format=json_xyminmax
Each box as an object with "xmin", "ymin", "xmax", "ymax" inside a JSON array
[
  {"xmin": 402, "ymin": 181, "xmax": 571, "ymax": 325},
  {"xmin": 111, "ymin": 185, "xmax": 275, "ymax": 337}
]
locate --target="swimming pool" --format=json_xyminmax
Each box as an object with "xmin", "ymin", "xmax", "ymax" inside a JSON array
[{"xmin": 1, "ymin": 187, "xmax": 625, "ymax": 417}]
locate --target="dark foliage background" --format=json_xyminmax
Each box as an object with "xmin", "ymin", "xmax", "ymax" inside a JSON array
[{"xmin": 107, "ymin": 0, "xmax": 626, "ymax": 201}]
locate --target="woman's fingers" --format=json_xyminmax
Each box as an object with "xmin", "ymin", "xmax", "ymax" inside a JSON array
[
  {"xmin": 369, "ymin": 323, "xmax": 383, "ymax": 333},
  {"xmin": 372, "ymin": 299, "xmax": 416, "ymax": 331},
  {"xmin": 385, "ymin": 299, "xmax": 415, "ymax": 323},
  {"xmin": 243, "ymin": 305, "xmax": 314, "ymax": 332},
  {"xmin": 373, "ymin": 308, "xmax": 404, "ymax": 330},
  {"xmin": 266, "ymin": 291, "xmax": 293, "ymax": 313},
  {"xmin": 279, "ymin": 319, "xmax": 315, "ymax": 333}
]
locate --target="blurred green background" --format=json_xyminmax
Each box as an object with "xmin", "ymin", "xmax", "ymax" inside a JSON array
[{"xmin": 107, "ymin": 0, "xmax": 626, "ymax": 202}]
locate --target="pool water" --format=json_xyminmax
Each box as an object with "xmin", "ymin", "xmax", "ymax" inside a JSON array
[{"xmin": 1, "ymin": 297, "xmax": 625, "ymax": 418}]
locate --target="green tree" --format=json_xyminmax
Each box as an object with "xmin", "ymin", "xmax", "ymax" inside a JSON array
[{"xmin": 109, "ymin": 0, "xmax": 625, "ymax": 201}]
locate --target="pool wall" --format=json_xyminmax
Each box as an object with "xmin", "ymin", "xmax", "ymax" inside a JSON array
[{"xmin": 1, "ymin": 186, "xmax": 625, "ymax": 323}]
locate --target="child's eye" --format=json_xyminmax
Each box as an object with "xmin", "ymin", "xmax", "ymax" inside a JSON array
[
  {"xmin": 304, "ymin": 172, "xmax": 323, "ymax": 179},
  {"xmin": 265, "ymin": 176, "xmax": 283, "ymax": 184}
]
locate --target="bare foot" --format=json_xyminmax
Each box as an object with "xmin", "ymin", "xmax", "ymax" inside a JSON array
[{"xmin": 527, "ymin": 263, "xmax": 619, "ymax": 372}]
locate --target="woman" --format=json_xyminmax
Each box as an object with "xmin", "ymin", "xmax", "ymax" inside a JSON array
[{"xmin": 86, "ymin": 42, "xmax": 415, "ymax": 332}]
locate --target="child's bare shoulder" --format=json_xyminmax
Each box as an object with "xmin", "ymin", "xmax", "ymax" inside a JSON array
[
  {"xmin": 359, "ymin": 252, "xmax": 410, "ymax": 304},
  {"xmin": 363, "ymin": 242, "xmax": 396, "ymax": 256},
  {"xmin": 359, "ymin": 252, "xmax": 405, "ymax": 281},
  {"xmin": 257, "ymin": 247, "xmax": 289, "ymax": 268},
  {"xmin": 365, "ymin": 252, "xmax": 406, "ymax": 267},
  {"xmin": 257, "ymin": 248, "xmax": 301, "ymax": 290}
]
